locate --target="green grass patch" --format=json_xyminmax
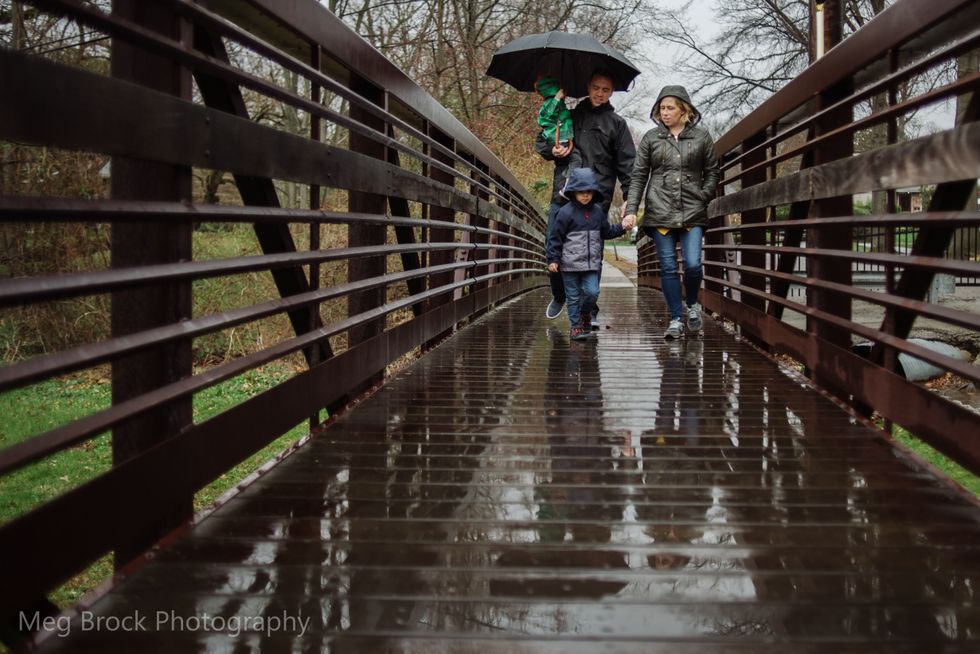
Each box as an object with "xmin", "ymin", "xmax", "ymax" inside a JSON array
[
  {"xmin": 0, "ymin": 376, "xmax": 112, "ymax": 525},
  {"xmin": 891, "ymin": 425, "xmax": 980, "ymax": 496},
  {"xmin": 0, "ymin": 363, "xmax": 312, "ymax": 609}
]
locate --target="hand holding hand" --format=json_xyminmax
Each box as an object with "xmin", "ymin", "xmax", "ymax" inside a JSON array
[
  {"xmin": 622, "ymin": 214, "xmax": 637, "ymax": 230},
  {"xmin": 547, "ymin": 263, "xmax": 559, "ymax": 273}
]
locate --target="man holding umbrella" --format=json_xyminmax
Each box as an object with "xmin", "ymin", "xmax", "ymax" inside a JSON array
[
  {"xmin": 488, "ymin": 33, "xmax": 639, "ymax": 322},
  {"xmin": 538, "ymin": 70, "xmax": 635, "ymax": 321}
]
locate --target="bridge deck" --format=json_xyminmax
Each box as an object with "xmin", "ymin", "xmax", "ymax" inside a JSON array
[{"xmin": 37, "ymin": 286, "xmax": 980, "ymax": 652}]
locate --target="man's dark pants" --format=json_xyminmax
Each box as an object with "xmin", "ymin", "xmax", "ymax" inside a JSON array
[{"xmin": 547, "ymin": 201, "xmax": 565, "ymax": 304}]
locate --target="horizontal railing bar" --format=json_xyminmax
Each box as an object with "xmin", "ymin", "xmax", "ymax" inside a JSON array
[
  {"xmin": 0, "ymin": 258, "xmax": 538, "ymax": 393},
  {"xmin": 0, "ymin": 49, "xmax": 543, "ymax": 241},
  {"xmin": 228, "ymin": 0, "xmax": 534, "ymax": 205},
  {"xmin": 703, "ymin": 244, "xmax": 980, "ymax": 275},
  {"xmin": 720, "ymin": 26, "xmax": 980, "ymax": 174},
  {"xmin": 702, "ymin": 275, "xmax": 980, "ymax": 384},
  {"xmin": 163, "ymin": 0, "xmax": 538, "ymax": 217},
  {"xmin": 0, "ymin": 200, "xmax": 472, "ymax": 229},
  {"xmin": 706, "ymin": 260, "xmax": 980, "ymax": 332},
  {"xmin": 723, "ymin": 73, "xmax": 980, "ymax": 187},
  {"xmin": 0, "ymin": 242, "xmax": 543, "ymax": 306},
  {"xmin": 22, "ymin": 0, "xmax": 531, "ymax": 217},
  {"xmin": 714, "ymin": 0, "xmax": 977, "ymax": 154},
  {"xmin": 0, "ymin": 198, "xmax": 543, "ymax": 252},
  {"xmin": 0, "ymin": 266, "xmax": 544, "ymax": 475},
  {"xmin": 709, "ymin": 121, "xmax": 980, "ymax": 217},
  {"xmin": 706, "ymin": 211, "xmax": 980, "ymax": 233}
]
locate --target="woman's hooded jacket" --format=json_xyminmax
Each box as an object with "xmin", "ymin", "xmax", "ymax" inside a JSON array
[
  {"xmin": 546, "ymin": 167, "xmax": 624, "ymax": 272},
  {"xmin": 624, "ymin": 85, "xmax": 720, "ymax": 230}
]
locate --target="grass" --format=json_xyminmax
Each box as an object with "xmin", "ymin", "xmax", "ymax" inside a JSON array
[
  {"xmin": 890, "ymin": 424, "xmax": 980, "ymax": 497},
  {"xmin": 0, "ymin": 362, "xmax": 310, "ymax": 610}
]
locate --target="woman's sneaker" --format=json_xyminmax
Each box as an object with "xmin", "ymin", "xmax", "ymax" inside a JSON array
[
  {"xmin": 686, "ymin": 303, "xmax": 702, "ymax": 333},
  {"xmin": 664, "ymin": 318, "xmax": 684, "ymax": 339}
]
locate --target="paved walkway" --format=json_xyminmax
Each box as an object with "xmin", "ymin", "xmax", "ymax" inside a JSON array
[{"xmin": 35, "ymin": 287, "xmax": 980, "ymax": 652}]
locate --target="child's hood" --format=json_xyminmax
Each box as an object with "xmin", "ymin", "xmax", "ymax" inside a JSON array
[
  {"xmin": 534, "ymin": 76, "xmax": 562, "ymax": 99},
  {"xmin": 560, "ymin": 167, "xmax": 604, "ymax": 205}
]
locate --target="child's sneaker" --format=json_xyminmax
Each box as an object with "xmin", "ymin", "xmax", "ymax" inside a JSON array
[
  {"xmin": 570, "ymin": 325, "xmax": 590, "ymax": 341},
  {"xmin": 686, "ymin": 303, "xmax": 702, "ymax": 333},
  {"xmin": 664, "ymin": 318, "xmax": 684, "ymax": 339}
]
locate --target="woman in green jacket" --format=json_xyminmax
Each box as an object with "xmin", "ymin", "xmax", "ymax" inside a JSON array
[{"xmin": 624, "ymin": 85, "xmax": 720, "ymax": 339}]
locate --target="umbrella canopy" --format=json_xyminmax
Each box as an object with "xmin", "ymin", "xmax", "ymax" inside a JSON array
[{"xmin": 486, "ymin": 31, "xmax": 640, "ymax": 98}]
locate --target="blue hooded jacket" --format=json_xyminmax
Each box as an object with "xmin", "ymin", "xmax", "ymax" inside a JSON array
[{"xmin": 546, "ymin": 168, "xmax": 624, "ymax": 272}]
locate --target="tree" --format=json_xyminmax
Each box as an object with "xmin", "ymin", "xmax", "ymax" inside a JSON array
[{"xmin": 655, "ymin": 0, "xmax": 900, "ymax": 124}]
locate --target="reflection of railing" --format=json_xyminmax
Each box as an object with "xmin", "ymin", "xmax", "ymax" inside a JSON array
[
  {"xmin": 0, "ymin": 0, "xmax": 544, "ymax": 626},
  {"xmin": 637, "ymin": 0, "xmax": 980, "ymax": 473}
]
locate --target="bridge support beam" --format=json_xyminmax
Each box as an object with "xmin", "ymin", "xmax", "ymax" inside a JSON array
[
  {"xmin": 347, "ymin": 75, "xmax": 387, "ymax": 386},
  {"xmin": 109, "ymin": 0, "xmax": 194, "ymax": 569}
]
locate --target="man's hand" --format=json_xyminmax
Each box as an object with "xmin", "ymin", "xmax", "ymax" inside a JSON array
[
  {"xmin": 548, "ymin": 263, "xmax": 559, "ymax": 273},
  {"xmin": 622, "ymin": 214, "xmax": 637, "ymax": 230},
  {"xmin": 552, "ymin": 142, "xmax": 571, "ymax": 158}
]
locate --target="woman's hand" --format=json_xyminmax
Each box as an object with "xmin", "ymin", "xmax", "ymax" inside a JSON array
[
  {"xmin": 623, "ymin": 214, "xmax": 637, "ymax": 229},
  {"xmin": 548, "ymin": 263, "xmax": 559, "ymax": 273}
]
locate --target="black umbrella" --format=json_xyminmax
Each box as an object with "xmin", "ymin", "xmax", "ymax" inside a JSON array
[{"xmin": 486, "ymin": 31, "xmax": 640, "ymax": 98}]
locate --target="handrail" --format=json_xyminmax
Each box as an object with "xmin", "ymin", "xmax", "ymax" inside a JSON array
[
  {"xmin": 637, "ymin": 0, "xmax": 980, "ymax": 477},
  {"xmin": 714, "ymin": 0, "xmax": 979, "ymax": 155}
]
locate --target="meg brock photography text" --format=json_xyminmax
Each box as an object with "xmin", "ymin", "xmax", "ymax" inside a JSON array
[{"xmin": 21, "ymin": 610, "xmax": 312, "ymax": 638}]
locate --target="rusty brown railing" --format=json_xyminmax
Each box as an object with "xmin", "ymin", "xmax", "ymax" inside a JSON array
[
  {"xmin": 637, "ymin": 0, "xmax": 980, "ymax": 473},
  {"xmin": 0, "ymin": 0, "xmax": 544, "ymax": 626}
]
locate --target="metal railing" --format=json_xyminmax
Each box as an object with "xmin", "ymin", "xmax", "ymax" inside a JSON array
[
  {"xmin": 0, "ymin": 0, "xmax": 545, "ymax": 626},
  {"xmin": 638, "ymin": 0, "xmax": 980, "ymax": 473}
]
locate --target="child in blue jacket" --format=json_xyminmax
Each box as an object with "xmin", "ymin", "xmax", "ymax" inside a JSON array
[{"xmin": 547, "ymin": 168, "xmax": 635, "ymax": 340}]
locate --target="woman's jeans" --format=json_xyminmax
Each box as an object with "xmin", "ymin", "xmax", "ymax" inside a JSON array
[
  {"xmin": 651, "ymin": 226, "xmax": 704, "ymax": 320},
  {"xmin": 562, "ymin": 271, "xmax": 600, "ymax": 327}
]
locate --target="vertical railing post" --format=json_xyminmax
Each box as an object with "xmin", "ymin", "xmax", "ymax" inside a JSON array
[
  {"xmin": 109, "ymin": 0, "xmax": 193, "ymax": 567},
  {"xmin": 425, "ymin": 125, "xmax": 457, "ymax": 347},
  {"xmin": 807, "ymin": 0, "xmax": 852, "ymax": 396},
  {"xmin": 470, "ymin": 159, "xmax": 491, "ymax": 296},
  {"xmin": 347, "ymin": 75, "xmax": 386, "ymax": 388},
  {"xmin": 737, "ymin": 129, "xmax": 769, "ymax": 345},
  {"xmin": 309, "ymin": 44, "xmax": 322, "ymax": 428}
]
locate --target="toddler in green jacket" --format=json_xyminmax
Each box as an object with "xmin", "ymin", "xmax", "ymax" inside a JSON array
[{"xmin": 534, "ymin": 76, "xmax": 574, "ymax": 148}]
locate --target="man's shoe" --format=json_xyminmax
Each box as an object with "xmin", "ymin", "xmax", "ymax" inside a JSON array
[
  {"xmin": 589, "ymin": 311, "xmax": 600, "ymax": 331},
  {"xmin": 686, "ymin": 303, "xmax": 702, "ymax": 333},
  {"xmin": 546, "ymin": 299, "xmax": 565, "ymax": 320},
  {"xmin": 570, "ymin": 325, "xmax": 590, "ymax": 341},
  {"xmin": 664, "ymin": 318, "xmax": 684, "ymax": 340}
]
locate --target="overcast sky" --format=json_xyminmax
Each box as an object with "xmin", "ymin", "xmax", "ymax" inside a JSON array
[{"xmin": 610, "ymin": 0, "xmax": 719, "ymax": 134}]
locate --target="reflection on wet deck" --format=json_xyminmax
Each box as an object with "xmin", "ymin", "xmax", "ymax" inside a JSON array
[{"xmin": 38, "ymin": 287, "xmax": 980, "ymax": 652}]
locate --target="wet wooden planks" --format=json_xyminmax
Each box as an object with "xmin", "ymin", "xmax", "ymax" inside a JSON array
[{"xmin": 34, "ymin": 287, "xmax": 980, "ymax": 652}]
